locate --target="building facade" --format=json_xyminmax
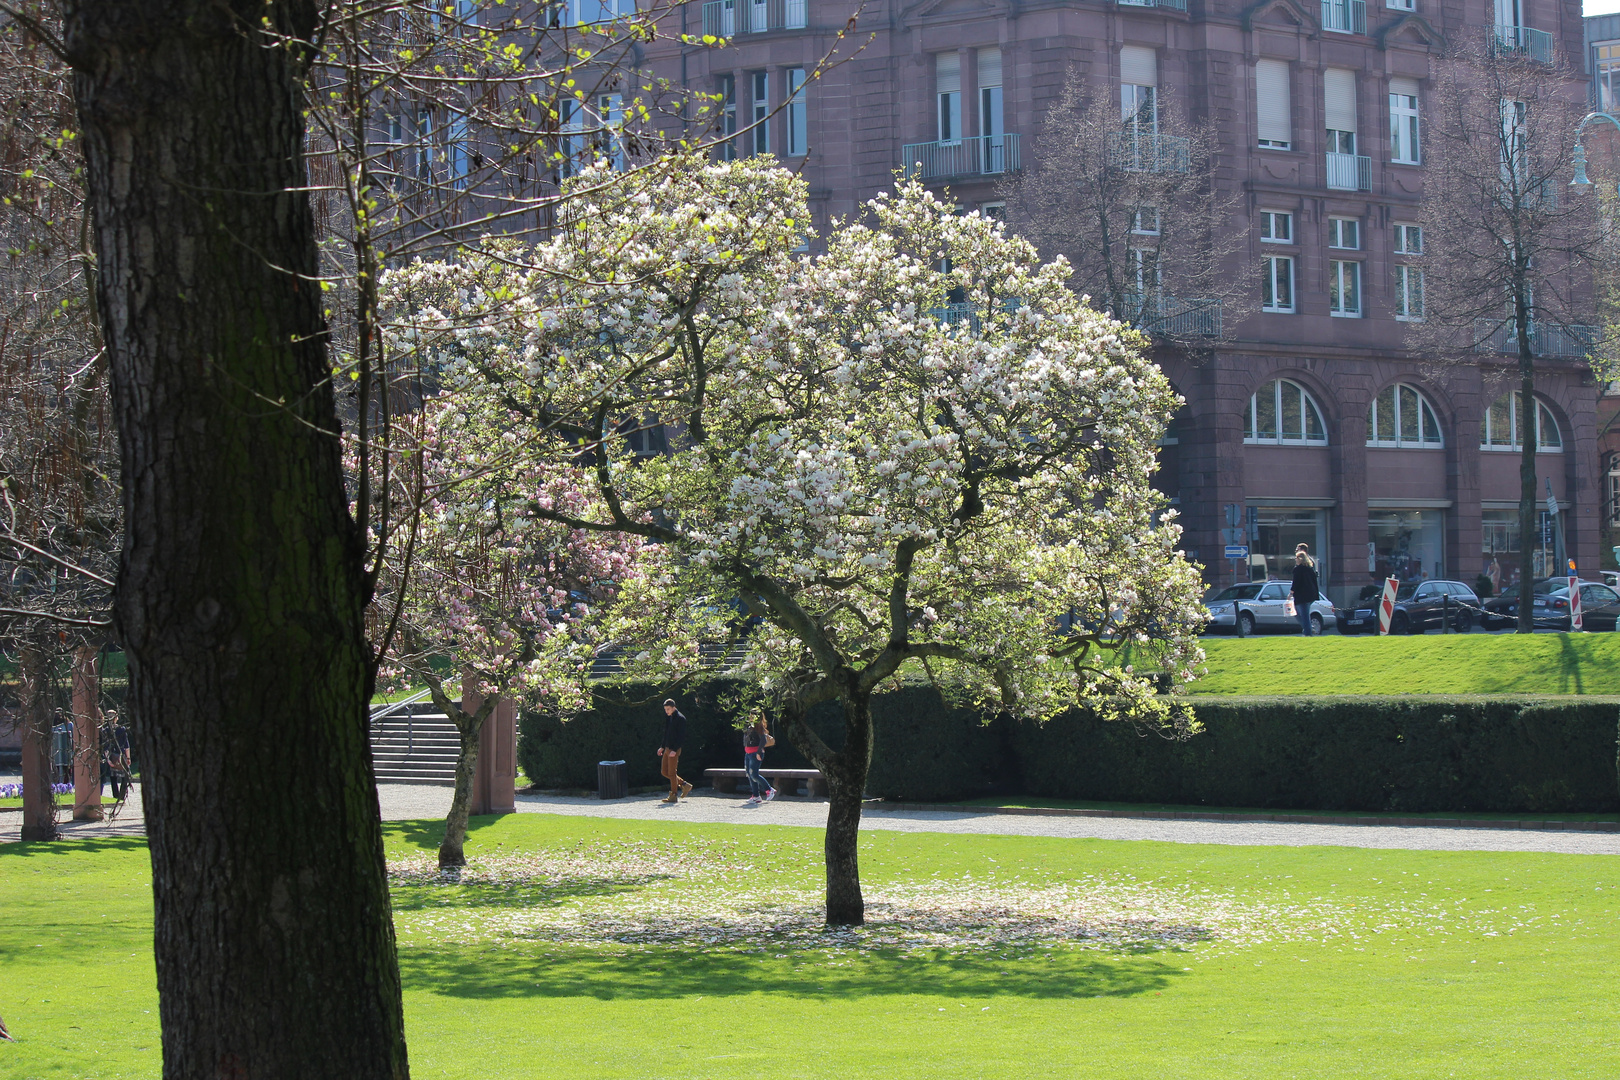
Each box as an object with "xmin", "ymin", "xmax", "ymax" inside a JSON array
[{"xmin": 646, "ymin": 0, "xmax": 1599, "ymax": 603}]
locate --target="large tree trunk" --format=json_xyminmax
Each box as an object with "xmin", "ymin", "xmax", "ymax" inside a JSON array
[
  {"xmin": 440, "ymin": 718, "xmax": 482, "ymax": 870},
  {"xmin": 18, "ymin": 645, "xmax": 58, "ymax": 843},
  {"xmin": 63, "ymin": 3, "xmax": 409, "ymax": 1077},
  {"xmin": 822, "ymin": 694, "xmax": 874, "ymax": 927}
]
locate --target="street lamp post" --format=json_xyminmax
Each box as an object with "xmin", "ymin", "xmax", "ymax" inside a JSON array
[{"xmin": 1570, "ymin": 111, "xmax": 1620, "ymax": 192}]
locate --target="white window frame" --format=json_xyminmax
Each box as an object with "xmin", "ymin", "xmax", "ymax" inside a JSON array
[
  {"xmin": 1390, "ymin": 87, "xmax": 1421, "ymax": 164},
  {"xmin": 1368, "ymin": 383, "xmax": 1444, "ymax": 447},
  {"xmin": 785, "ymin": 69, "xmax": 808, "ymax": 156},
  {"xmin": 1245, "ymin": 378, "xmax": 1329, "ymax": 445},
  {"xmin": 717, "ymin": 74, "xmax": 738, "ymax": 160},
  {"xmin": 750, "ymin": 71, "xmax": 770, "ymax": 155},
  {"xmin": 1260, "ymin": 211, "xmax": 1293, "ymax": 242},
  {"xmin": 979, "ymin": 201, "xmax": 1006, "ymax": 221},
  {"xmin": 1394, "ymin": 264, "xmax": 1425, "ymax": 321},
  {"xmin": 1132, "ymin": 206, "xmax": 1161, "ymax": 235},
  {"xmin": 1262, "ymin": 255, "xmax": 1295, "ymax": 313},
  {"xmin": 1394, "ymin": 223, "xmax": 1423, "ymax": 254},
  {"xmin": 1328, "ymin": 217, "xmax": 1360, "ymax": 250},
  {"xmin": 1329, "ymin": 259, "xmax": 1361, "ymax": 316},
  {"xmin": 1481, "ymin": 394, "xmax": 1563, "ymax": 452},
  {"xmin": 1386, "ymin": 0, "xmax": 1414, "ymax": 10}
]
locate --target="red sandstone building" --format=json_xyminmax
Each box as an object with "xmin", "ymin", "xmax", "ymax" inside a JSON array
[{"xmin": 644, "ymin": 0, "xmax": 1600, "ymax": 603}]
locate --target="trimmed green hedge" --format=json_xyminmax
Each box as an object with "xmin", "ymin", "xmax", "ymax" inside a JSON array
[{"xmin": 519, "ymin": 683, "xmax": 1620, "ymax": 813}]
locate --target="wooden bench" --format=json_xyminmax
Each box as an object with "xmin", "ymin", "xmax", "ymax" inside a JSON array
[{"xmin": 704, "ymin": 767, "xmax": 827, "ymax": 797}]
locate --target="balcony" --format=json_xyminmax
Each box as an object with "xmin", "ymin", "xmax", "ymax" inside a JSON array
[
  {"xmin": 902, "ymin": 133, "xmax": 1022, "ymax": 181},
  {"xmin": 1106, "ymin": 131, "xmax": 1190, "ymax": 173},
  {"xmin": 1320, "ymin": 0, "xmax": 1366, "ymax": 34},
  {"xmin": 1117, "ymin": 0, "xmax": 1187, "ymax": 10},
  {"xmin": 1125, "ymin": 294, "xmax": 1223, "ymax": 338},
  {"xmin": 1325, "ymin": 151, "xmax": 1371, "ymax": 191},
  {"xmin": 1492, "ymin": 24, "xmax": 1555, "ymax": 64},
  {"xmin": 1474, "ymin": 320, "xmax": 1596, "ymax": 358},
  {"xmin": 701, "ymin": 0, "xmax": 807, "ymax": 37}
]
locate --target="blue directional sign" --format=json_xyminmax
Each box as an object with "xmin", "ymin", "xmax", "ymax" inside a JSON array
[{"xmin": 1224, "ymin": 545, "xmax": 1249, "ymax": 560}]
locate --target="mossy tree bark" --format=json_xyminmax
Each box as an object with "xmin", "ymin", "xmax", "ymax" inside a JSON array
[
  {"xmin": 63, "ymin": 2, "xmax": 408, "ymax": 1076},
  {"xmin": 423, "ymin": 675, "xmax": 497, "ymax": 870},
  {"xmin": 18, "ymin": 645, "xmax": 58, "ymax": 843}
]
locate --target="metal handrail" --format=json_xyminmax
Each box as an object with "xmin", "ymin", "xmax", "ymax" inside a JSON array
[
  {"xmin": 369, "ymin": 688, "xmax": 433, "ymax": 756},
  {"xmin": 901, "ymin": 133, "xmax": 1022, "ymax": 180},
  {"xmin": 1325, "ymin": 152, "xmax": 1372, "ymax": 191}
]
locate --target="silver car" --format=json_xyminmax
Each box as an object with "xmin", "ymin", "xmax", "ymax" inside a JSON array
[{"xmin": 1204, "ymin": 580, "xmax": 1335, "ymax": 635}]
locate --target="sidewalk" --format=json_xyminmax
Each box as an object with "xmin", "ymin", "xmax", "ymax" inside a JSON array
[{"xmin": 8, "ymin": 782, "xmax": 1620, "ymax": 855}]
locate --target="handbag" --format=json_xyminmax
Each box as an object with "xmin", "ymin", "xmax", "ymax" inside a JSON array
[
  {"xmin": 1284, "ymin": 595, "xmax": 1296, "ymax": 617},
  {"xmin": 764, "ymin": 732, "xmax": 776, "ymax": 748}
]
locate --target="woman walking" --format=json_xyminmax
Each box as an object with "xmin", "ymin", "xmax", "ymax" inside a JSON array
[
  {"xmin": 1290, "ymin": 544, "xmax": 1320, "ymax": 636},
  {"xmin": 742, "ymin": 711, "xmax": 776, "ymax": 805}
]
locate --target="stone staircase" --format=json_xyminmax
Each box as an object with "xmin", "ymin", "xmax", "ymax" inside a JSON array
[{"xmin": 370, "ymin": 705, "xmax": 460, "ymax": 785}]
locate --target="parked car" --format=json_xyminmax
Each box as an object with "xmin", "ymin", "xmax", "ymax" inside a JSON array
[
  {"xmin": 1334, "ymin": 579, "xmax": 1480, "ymax": 635},
  {"xmin": 1479, "ymin": 578, "xmax": 1565, "ymax": 629},
  {"xmin": 1531, "ymin": 580, "xmax": 1620, "ymax": 631},
  {"xmin": 1204, "ymin": 580, "xmax": 1334, "ymax": 635}
]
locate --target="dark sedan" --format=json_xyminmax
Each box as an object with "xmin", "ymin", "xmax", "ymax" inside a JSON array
[
  {"xmin": 1530, "ymin": 581, "xmax": 1620, "ymax": 631},
  {"xmin": 1479, "ymin": 578, "xmax": 1565, "ymax": 629},
  {"xmin": 1335, "ymin": 579, "xmax": 1480, "ymax": 635}
]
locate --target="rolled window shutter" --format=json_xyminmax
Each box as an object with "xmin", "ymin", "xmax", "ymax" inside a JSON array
[
  {"xmin": 1256, "ymin": 60, "xmax": 1291, "ymax": 144},
  {"xmin": 1324, "ymin": 68, "xmax": 1357, "ymax": 131},
  {"xmin": 1389, "ymin": 76, "xmax": 1419, "ymax": 99},
  {"xmin": 1120, "ymin": 46, "xmax": 1157, "ymax": 87},
  {"xmin": 936, "ymin": 52, "xmax": 961, "ymax": 94},
  {"xmin": 978, "ymin": 46, "xmax": 1002, "ymax": 88}
]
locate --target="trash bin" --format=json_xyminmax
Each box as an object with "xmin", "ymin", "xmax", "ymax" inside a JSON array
[{"xmin": 597, "ymin": 760, "xmax": 628, "ymax": 800}]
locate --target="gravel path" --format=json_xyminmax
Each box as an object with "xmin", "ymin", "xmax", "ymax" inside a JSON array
[{"xmin": 7, "ymin": 782, "xmax": 1620, "ymax": 854}]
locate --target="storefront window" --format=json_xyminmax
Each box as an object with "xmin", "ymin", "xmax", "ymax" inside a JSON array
[
  {"xmin": 1481, "ymin": 508, "xmax": 1561, "ymax": 591},
  {"xmin": 1369, "ymin": 510, "xmax": 1442, "ymax": 583},
  {"xmin": 1249, "ymin": 507, "xmax": 1328, "ymax": 582}
]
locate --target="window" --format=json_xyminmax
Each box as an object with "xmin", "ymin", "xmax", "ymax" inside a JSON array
[
  {"xmin": 1260, "ymin": 211, "xmax": 1292, "ymax": 242},
  {"xmin": 1394, "ymin": 265, "xmax": 1424, "ymax": 320},
  {"xmin": 561, "ymin": 0, "xmax": 635, "ymax": 25},
  {"xmin": 1368, "ymin": 383, "xmax": 1443, "ymax": 446},
  {"xmin": 1256, "ymin": 60, "xmax": 1292, "ymax": 149},
  {"xmin": 1329, "ymin": 217, "xmax": 1360, "ymax": 249},
  {"xmin": 1132, "ymin": 206, "xmax": 1160, "ymax": 235},
  {"xmin": 980, "ymin": 201, "xmax": 1006, "ymax": 221},
  {"xmin": 1481, "ymin": 393, "xmax": 1562, "ymax": 451},
  {"xmin": 1131, "ymin": 247, "xmax": 1160, "ymax": 296},
  {"xmin": 416, "ymin": 109, "xmax": 433, "ymax": 179},
  {"xmin": 1324, "ymin": 69, "xmax": 1357, "ymax": 155},
  {"xmin": 1245, "ymin": 379, "xmax": 1327, "ymax": 444},
  {"xmin": 1394, "ymin": 223, "xmax": 1422, "ymax": 254},
  {"xmin": 1329, "ymin": 260, "xmax": 1361, "ymax": 316},
  {"xmin": 448, "ymin": 111, "xmax": 470, "ymax": 187},
  {"xmin": 1600, "ymin": 43, "xmax": 1620, "ymax": 114},
  {"xmin": 717, "ymin": 74, "xmax": 737, "ymax": 160},
  {"xmin": 937, "ymin": 53, "xmax": 961, "ymax": 143},
  {"xmin": 980, "ymin": 48, "xmax": 1006, "ymax": 172},
  {"xmin": 785, "ymin": 68, "xmax": 807, "ymax": 156},
  {"xmin": 1387, "ymin": 0, "xmax": 1413, "ymax": 10},
  {"xmin": 1262, "ymin": 255, "xmax": 1295, "ymax": 312},
  {"xmin": 1500, "ymin": 98, "xmax": 1528, "ymax": 188},
  {"xmin": 1121, "ymin": 46, "xmax": 1158, "ymax": 134},
  {"xmin": 750, "ymin": 72, "xmax": 769, "ymax": 155},
  {"xmin": 1389, "ymin": 78, "xmax": 1421, "ymax": 164}
]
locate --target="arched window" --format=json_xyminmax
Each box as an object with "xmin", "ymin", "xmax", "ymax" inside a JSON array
[
  {"xmin": 1244, "ymin": 378, "xmax": 1328, "ymax": 445},
  {"xmin": 1367, "ymin": 383, "xmax": 1443, "ymax": 447},
  {"xmin": 1480, "ymin": 394, "xmax": 1562, "ymax": 452}
]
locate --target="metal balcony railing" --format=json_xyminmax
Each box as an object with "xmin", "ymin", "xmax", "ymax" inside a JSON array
[
  {"xmin": 1128, "ymin": 295, "xmax": 1223, "ymax": 338},
  {"xmin": 1473, "ymin": 320, "xmax": 1596, "ymax": 358},
  {"xmin": 1493, "ymin": 24, "xmax": 1555, "ymax": 64},
  {"xmin": 1325, "ymin": 151, "xmax": 1372, "ymax": 191},
  {"xmin": 701, "ymin": 0, "xmax": 808, "ymax": 36},
  {"xmin": 901, "ymin": 133, "xmax": 1022, "ymax": 180},
  {"xmin": 1117, "ymin": 0, "xmax": 1187, "ymax": 11},
  {"xmin": 1320, "ymin": 0, "xmax": 1366, "ymax": 34},
  {"xmin": 1106, "ymin": 131, "xmax": 1191, "ymax": 173}
]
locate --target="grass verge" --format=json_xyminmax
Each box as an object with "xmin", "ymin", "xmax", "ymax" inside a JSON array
[
  {"xmin": 4, "ymin": 814, "xmax": 1620, "ymax": 1078},
  {"xmin": 1194, "ymin": 632, "xmax": 1620, "ymax": 695}
]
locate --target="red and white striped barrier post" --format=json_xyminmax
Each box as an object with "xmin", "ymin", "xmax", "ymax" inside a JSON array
[
  {"xmin": 1376, "ymin": 576, "xmax": 1400, "ymax": 635},
  {"xmin": 1570, "ymin": 575, "xmax": 1583, "ymax": 631}
]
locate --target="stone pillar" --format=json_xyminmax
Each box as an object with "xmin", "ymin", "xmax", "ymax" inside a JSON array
[
  {"xmin": 71, "ymin": 648, "xmax": 104, "ymax": 821},
  {"xmin": 18, "ymin": 646, "xmax": 58, "ymax": 842},
  {"xmin": 466, "ymin": 688, "xmax": 515, "ymax": 817}
]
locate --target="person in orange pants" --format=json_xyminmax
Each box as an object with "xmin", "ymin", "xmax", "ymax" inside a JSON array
[{"xmin": 658, "ymin": 698, "xmax": 691, "ymax": 803}]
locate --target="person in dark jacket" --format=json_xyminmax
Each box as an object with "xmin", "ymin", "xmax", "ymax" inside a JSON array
[
  {"xmin": 1290, "ymin": 545, "xmax": 1320, "ymax": 636},
  {"xmin": 658, "ymin": 698, "xmax": 692, "ymax": 803}
]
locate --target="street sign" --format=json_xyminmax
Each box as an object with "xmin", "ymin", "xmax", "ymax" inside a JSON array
[
  {"xmin": 1221, "ymin": 528, "xmax": 1245, "ymax": 545},
  {"xmin": 1224, "ymin": 545, "xmax": 1249, "ymax": 560},
  {"xmin": 1377, "ymin": 576, "xmax": 1400, "ymax": 634},
  {"xmin": 1571, "ymin": 575, "xmax": 1584, "ymax": 631}
]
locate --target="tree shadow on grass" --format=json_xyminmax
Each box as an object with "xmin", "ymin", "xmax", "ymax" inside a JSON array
[
  {"xmin": 397, "ymin": 941, "xmax": 1189, "ymax": 1002},
  {"xmin": 0, "ymin": 836, "xmax": 149, "ymax": 859},
  {"xmin": 389, "ymin": 874, "xmax": 678, "ymax": 913},
  {"xmin": 382, "ymin": 814, "xmax": 506, "ymax": 853}
]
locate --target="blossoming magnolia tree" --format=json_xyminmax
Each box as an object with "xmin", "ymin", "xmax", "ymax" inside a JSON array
[
  {"xmin": 385, "ymin": 158, "xmax": 1206, "ymax": 923},
  {"xmin": 373, "ymin": 400, "xmax": 639, "ymax": 869}
]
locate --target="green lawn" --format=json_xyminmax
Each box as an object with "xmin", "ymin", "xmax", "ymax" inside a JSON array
[
  {"xmin": 5, "ymin": 814, "xmax": 1620, "ymax": 1078},
  {"xmin": 1194, "ymin": 632, "xmax": 1620, "ymax": 695}
]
